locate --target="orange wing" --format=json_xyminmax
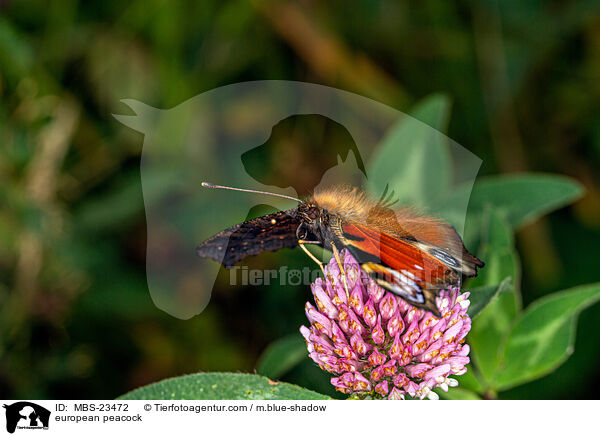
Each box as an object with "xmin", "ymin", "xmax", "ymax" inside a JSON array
[{"xmin": 339, "ymin": 221, "xmax": 460, "ymax": 316}]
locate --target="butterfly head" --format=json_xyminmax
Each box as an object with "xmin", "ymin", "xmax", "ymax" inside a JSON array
[{"xmin": 295, "ymin": 202, "xmax": 330, "ymax": 242}]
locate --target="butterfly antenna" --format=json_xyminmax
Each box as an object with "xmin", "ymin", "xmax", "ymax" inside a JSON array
[{"xmin": 201, "ymin": 182, "xmax": 303, "ymax": 203}]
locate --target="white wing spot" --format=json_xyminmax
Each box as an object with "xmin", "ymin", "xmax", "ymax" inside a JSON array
[{"xmin": 403, "ymin": 269, "xmax": 416, "ymax": 280}]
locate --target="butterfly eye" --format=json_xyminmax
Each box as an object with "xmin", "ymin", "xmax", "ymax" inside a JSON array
[
  {"xmin": 296, "ymin": 223, "xmax": 308, "ymax": 240},
  {"xmin": 306, "ymin": 207, "xmax": 319, "ymax": 220}
]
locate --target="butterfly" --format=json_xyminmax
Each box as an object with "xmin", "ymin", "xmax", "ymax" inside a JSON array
[{"xmin": 196, "ymin": 183, "xmax": 483, "ymax": 317}]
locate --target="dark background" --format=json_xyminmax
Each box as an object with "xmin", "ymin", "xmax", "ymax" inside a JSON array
[{"xmin": 1, "ymin": 0, "xmax": 599, "ymax": 399}]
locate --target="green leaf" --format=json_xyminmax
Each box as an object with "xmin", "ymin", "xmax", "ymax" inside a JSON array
[
  {"xmin": 468, "ymin": 207, "xmax": 520, "ymax": 295},
  {"xmin": 410, "ymin": 93, "xmax": 452, "ymax": 131},
  {"xmin": 493, "ymin": 283, "xmax": 600, "ymax": 390},
  {"xmin": 118, "ymin": 372, "xmax": 331, "ymax": 400},
  {"xmin": 455, "ymin": 364, "xmax": 485, "ymax": 394},
  {"xmin": 438, "ymin": 388, "xmax": 482, "ymax": 400},
  {"xmin": 467, "ymin": 209, "xmax": 520, "ymax": 385},
  {"xmin": 367, "ymin": 94, "xmax": 452, "ymax": 209},
  {"xmin": 467, "ymin": 277, "xmax": 512, "ymax": 319},
  {"xmin": 437, "ymin": 174, "xmax": 584, "ymax": 231},
  {"xmin": 256, "ymin": 334, "xmax": 308, "ymax": 379}
]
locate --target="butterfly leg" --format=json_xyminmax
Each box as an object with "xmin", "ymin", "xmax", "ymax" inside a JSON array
[
  {"xmin": 298, "ymin": 240, "xmax": 326, "ymax": 276},
  {"xmin": 330, "ymin": 242, "xmax": 350, "ymax": 299}
]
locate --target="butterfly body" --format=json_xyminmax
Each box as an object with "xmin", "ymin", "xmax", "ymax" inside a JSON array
[{"xmin": 197, "ymin": 186, "xmax": 483, "ymax": 317}]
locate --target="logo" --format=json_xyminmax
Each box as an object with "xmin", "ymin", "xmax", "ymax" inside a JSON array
[{"xmin": 3, "ymin": 402, "xmax": 50, "ymax": 434}]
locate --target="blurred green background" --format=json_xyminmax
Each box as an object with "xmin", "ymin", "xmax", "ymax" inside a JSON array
[{"xmin": 1, "ymin": 0, "xmax": 599, "ymax": 399}]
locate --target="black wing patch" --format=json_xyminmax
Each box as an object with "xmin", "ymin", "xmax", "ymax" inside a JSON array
[{"xmin": 196, "ymin": 208, "xmax": 300, "ymax": 268}]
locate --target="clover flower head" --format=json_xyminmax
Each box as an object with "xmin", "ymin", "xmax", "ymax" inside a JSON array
[{"xmin": 300, "ymin": 249, "xmax": 471, "ymax": 400}]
